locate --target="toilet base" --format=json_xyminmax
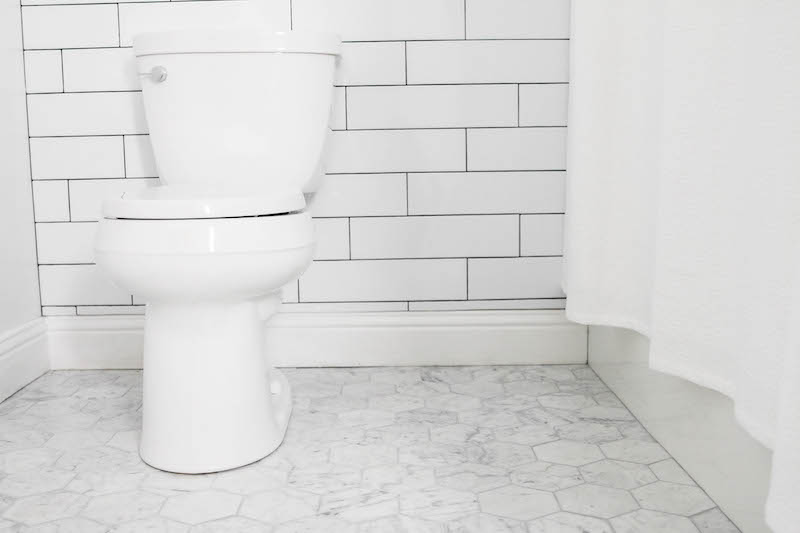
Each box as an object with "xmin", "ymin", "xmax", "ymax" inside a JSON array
[{"xmin": 138, "ymin": 298, "xmax": 291, "ymax": 474}]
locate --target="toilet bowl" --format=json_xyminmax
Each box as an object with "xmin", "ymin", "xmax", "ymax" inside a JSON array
[
  {"xmin": 94, "ymin": 29, "xmax": 340, "ymax": 473},
  {"xmin": 96, "ymin": 187, "xmax": 314, "ymax": 473}
]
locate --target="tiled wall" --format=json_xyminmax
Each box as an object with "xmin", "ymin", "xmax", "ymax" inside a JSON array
[{"xmin": 21, "ymin": 0, "xmax": 570, "ymax": 316}]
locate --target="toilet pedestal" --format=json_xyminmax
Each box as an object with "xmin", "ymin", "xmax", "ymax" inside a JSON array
[{"xmin": 138, "ymin": 295, "xmax": 291, "ymax": 474}]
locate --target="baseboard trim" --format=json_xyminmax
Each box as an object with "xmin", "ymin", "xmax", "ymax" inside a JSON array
[
  {"xmin": 47, "ymin": 310, "xmax": 587, "ymax": 369},
  {"xmin": 0, "ymin": 318, "xmax": 49, "ymax": 402}
]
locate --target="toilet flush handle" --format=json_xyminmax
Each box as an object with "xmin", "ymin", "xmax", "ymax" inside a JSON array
[{"xmin": 138, "ymin": 66, "xmax": 168, "ymax": 83}]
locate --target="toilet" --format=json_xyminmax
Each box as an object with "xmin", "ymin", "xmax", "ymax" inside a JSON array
[{"xmin": 94, "ymin": 29, "xmax": 340, "ymax": 474}]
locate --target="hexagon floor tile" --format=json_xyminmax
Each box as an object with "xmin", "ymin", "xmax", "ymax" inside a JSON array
[{"xmin": 0, "ymin": 366, "xmax": 740, "ymax": 531}]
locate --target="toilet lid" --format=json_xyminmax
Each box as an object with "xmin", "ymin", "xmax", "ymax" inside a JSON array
[{"xmin": 103, "ymin": 186, "xmax": 306, "ymax": 220}]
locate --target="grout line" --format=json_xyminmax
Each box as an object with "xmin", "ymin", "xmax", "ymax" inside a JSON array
[
  {"xmin": 464, "ymin": 128, "xmax": 468, "ymax": 171},
  {"xmin": 115, "ymin": 3, "xmax": 121, "ymax": 47},
  {"xmin": 347, "ymin": 217, "xmax": 352, "ymax": 260},
  {"xmin": 517, "ymin": 84, "xmax": 520, "ymax": 126},
  {"xmin": 289, "ymin": 0, "xmax": 293, "ymax": 30},
  {"xmin": 463, "ymin": 0, "xmax": 467, "ymax": 39},
  {"xmin": 66, "ymin": 180, "xmax": 72, "ymax": 221},
  {"xmin": 343, "ymin": 86, "xmax": 348, "ymax": 130},
  {"xmin": 35, "ymin": 254, "xmax": 563, "ymax": 264},
  {"xmin": 29, "ymin": 89, "xmax": 142, "ymax": 95},
  {"xmin": 465, "ymin": 258, "xmax": 469, "ymax": 300},
  {"xmin": 27, "ymin": 124, "xmax": 565, "ymax": 134},
  {"xmin": 21, "ymin": 37, "xmax": 570, "ymax": 51},
  {"xmin": 32, "ymin": 212, "xmax": 566, "ymax": 222},
  {"xmin": 121, "ymin": 135, "xmax": 127, "ymax": 178},
  {"xmin": 313, "ymin": 212, "xmax": 567, "ymax": 219},
  {"xmin": 259, "ymin": 297, "xmax": 565, "ymax": 305},
  {"xmin": 59, "ymin": 49, "xmax": 65, "ymax": 92},
  {"xmin": 518, "ymin": 214, "xmax": 521, "ymax": 256},
  {"xmin": 403, "ymin": 41, "xmax": 408, "ymax": 85},
  {"xmin": 30, "ymin": 169, "xmax": 566, "ymax": 176},
  {"xmin": 405, "ymin": 173, "xmax": 409, "ymax": 216},
  {"xmin": 310, "ymin": 255, "xmax": 563, "ymax": 262}
]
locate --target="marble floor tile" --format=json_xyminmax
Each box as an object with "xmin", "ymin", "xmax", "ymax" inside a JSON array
[
  {"xmin": 527, "ymin": 511, "xmax": 612, "ymax": 533},
  {"xmin": 160, "ymin": 490, "xmax": 241, "ymax": 525},
  {"xmin": 555, "ymin": 483, "xmax": 639, "ymax": 519},
  {"xmin": 509, "ymin": 462, "xmax": 583, "ymax": 492},
  {"xmin": 533, "ymin": 439, "xmax": 604, "ymax": 466},
  {"xmin": 611, "ymin": 509, "xmax": 699, "ymax": 533},
  {"xmin": 632, "ymin": 480, "xmax": 716, "ymax": 516},
  {"xmin": 0, "ymin": 366, "xmax": 739, "ymax": 532},
  {"xmin": 579, "ymin": 459, "xmax": 657, "ymax": 490},
  {"xmin": 478, "ymin": 485, "xmax": 558, "ymax": 521}
]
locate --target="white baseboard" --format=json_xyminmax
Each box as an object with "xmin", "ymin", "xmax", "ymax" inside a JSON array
[
  {"xmin": 0, "ymin": 318, "xmax": 49, "ymax": 402},
  {"xmin": 47, "ymin": 310, "xmax": 587, "ymax": 369}
]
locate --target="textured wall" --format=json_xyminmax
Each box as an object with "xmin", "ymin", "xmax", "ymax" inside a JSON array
[{"xmin": 20, "ymin": 0, "xmax": 570, "ymax": 316}]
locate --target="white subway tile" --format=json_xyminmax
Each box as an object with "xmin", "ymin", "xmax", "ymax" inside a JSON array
[
  {"xmin": 407, "ymin": 40, "xmax": 569, "ymax": 84},
  {"xmin": 409, "ymin": 298, "xmax": 566, "ymax": 311},
  {"xmin": 124, "ymin": 135, "xmax": 158, "ymax": 178},
  {"xmin": 330, "ymin": 87, "xmax": 346, "ymax": 131},
  {"xmin": 314, "ymin": 174, "xmax": 406, "ymax": 217},
  {"xmin": 408, "ymin": 171, "xmax": 565, "ymax": 215},
  {"xmin": 468, "ymin": 257, "xmax": 564, "ymax": 299},
  {"xmin": 327, "ymin": 130, "xmax": 465, "ymax": 174},
  {"xmin": 292, "ymin": 0, "xmax": 464, "ymax": 41},
  {"xmin": 520, "ymin": 214, "xmax": 563, "ymax": 256},
  {"xmin": 313, "ymin": 218, "xmax": 350, "ymax": 260},
  {"xmin": 69, "ymin": 178, "xmax": 158, "ymax": 222},
  {"xmin": 24, "ymin": 51, "xmax": 62, "ymax": 93},
  {"xmin": 350, "ymin": 215, "xmax": 518, "ymax": 259},
  {"xmin": 466, "ymin": 0, "xmax": 570, "ymax": 39},
  {"xmin": 39, "ymin": 265, "xmax": 130, "ymax": 306},
  {"xmin": 467, "ymin": 128, "xmax": 567, "ymax": 171},
  {"xmin": 519, "ymin": 84, "xmax": 569, "ymax": 127},
  {"xmin": 347, "ymin": 85, "xmax": 517, "ymax": 130},
  {"xmin": 30, "ymin": 137, "xmax": 124, "ymax": 180},
  {"xmin": 300, "ymin": 259, "xmax": 466, "ymax": 302},
  {"xmin": 77, "ymin": 306, "xmax": 145, "ymax": 316},
  {"xmin": 62, "ymin": 48, "xmax": 138, "ymax": 92},
  {"xmin": 42, "ymin": 306, "xmax": 77, "ymax": 316},
  {"xmin": 336, "ymin": 42, "xmax": 406, "ymax": 86},
  {"xmin": 36, "ymin": 222, "xmax": 97, "ymax": 264},
  {"xmin": 119, "ymin": 1, "xmax": 290, "ymax": 46},
  {"xmin": 22, "ymin": 5, "xmax": 119, "ymax": 49},
  {"xmin": 32, "ymin": 181, "xmax": 70, "ymax": 222},
  {"xmin": 281, "ymin": 301, "xmax": 407, "ymax": 312},
  {"xmin": 28, "ymin": 92, "xmax": 147, "ymax": 137}
]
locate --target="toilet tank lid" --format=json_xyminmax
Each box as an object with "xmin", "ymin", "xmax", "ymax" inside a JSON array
[
  {"xmin": 103, "ymin": 185, "xmax": 306, "ymax": 220},
  {"xmin": 134, "ymin": 30, "xmax": 341, "ymax": 57}
]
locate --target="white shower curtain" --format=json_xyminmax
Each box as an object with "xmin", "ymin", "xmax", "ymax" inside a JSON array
[{"xmin": 563, "ymin": 1, "xmax": 800, "ymax": 530}]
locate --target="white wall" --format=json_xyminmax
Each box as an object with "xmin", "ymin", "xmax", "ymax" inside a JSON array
[
  {"xmin": 20, "ymin": 0, "xmax": 570, "ymax": 317},
  {"xmin": 1, "ymin": 1, "xmax": 41, "ymax": 333}
]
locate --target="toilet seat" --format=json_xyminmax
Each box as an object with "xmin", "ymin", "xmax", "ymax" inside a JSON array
[{"xmin": 103, "ymin": 186, "xmax": 305, "ymax": 220}]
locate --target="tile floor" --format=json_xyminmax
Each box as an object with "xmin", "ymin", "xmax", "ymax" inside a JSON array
[{"xmin": 0, "ymin": 365, "xmax": 740, "ymax": 532}]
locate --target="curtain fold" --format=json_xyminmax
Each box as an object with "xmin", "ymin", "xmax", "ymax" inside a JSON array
[{"xmin": 563, "ymin": 1, "xmax": 800, "ymax": 530}]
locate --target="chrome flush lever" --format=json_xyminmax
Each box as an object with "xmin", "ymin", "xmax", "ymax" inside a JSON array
[{"xmin": 138, "ymin": 66, "xmax": 168, "ymax": 83}]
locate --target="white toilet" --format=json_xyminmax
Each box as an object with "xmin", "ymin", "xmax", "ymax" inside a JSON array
[{"xmin": 94, "ymin": 30, "xmax": 340, "ymax": 474}]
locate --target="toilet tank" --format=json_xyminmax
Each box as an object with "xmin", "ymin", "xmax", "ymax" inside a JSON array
[{"xmin": 133, "ymin": 30, "xmax": 340, "ymax": 193}]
